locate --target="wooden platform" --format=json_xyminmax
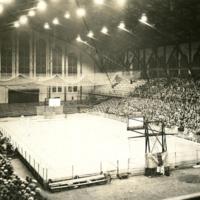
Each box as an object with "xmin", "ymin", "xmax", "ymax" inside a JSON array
[{"xmin": 48, "ymin": 174, "xmax": 111, "ymax": 192}]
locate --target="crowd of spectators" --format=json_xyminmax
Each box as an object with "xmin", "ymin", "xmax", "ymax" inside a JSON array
[
  {"xmin": 0, "ymin": 132, "xmax": 46, "ymax": 200},
  {"xmin": 132, "ymin": 78, "xmax": 200, "ymax": 137},
  {"xmin": 91, "ymin": 78, "xmax": 200, "ymax": 142}
]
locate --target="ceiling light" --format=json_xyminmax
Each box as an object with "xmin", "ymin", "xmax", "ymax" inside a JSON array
[
  {"xmin": 44, "ymin": 22, "xmax": 50, "ymax": 29},
  {"xmin": 76, "ymin": 8, "xmax": 86, "ymax": 17},
  {"xmin": 0, "ymin": 4, "xmax": 4, "ymax": 14},
  {"xmin": 118, "ymin": 21, "xmax": 126, "ymax": 30},
  {"xmin": 37, "ymin": 0, "xmax": 47, "ymax": 12},
  {"xmin": 19, "ymin": 15, "xmax": 28, "ymax": 25},
  {"xmin": 28, "ymin": 10, "xmax": 36, "ymax": 17},
  {"xmin": 87, "ymin": 31, "xmax": 94, "ymax": 38},
  {"xmin": 94, "ymin": 0, "xmax": 104, "ymax": 5},
  {"xmin": 139, "ymin": 13, "xmax": 148, "ymax": 24},
  {"xmin": 117, "ymin": 0, "xmax": 126, "ymax": 7},
  {"xmin": 76, "ymin": 35, "xmax": 82, "ymax": 42},
  {"xmin": 0, "ymin": 0, "xmax": 13, "ymax": 4},
  {"xmin": 64, "ymin": 11, "xmax": 70, "ymax": 19},
  {"xmin": 14, "ymin": 21, "xmax": 20, "ymax": 28},
  {"xmin": 52, "ymin": 17, "xmax": 59, "ymax": 25},
  {"xmin": 101, "ymin": 26, "xmax": 108, "ymax": 34}
]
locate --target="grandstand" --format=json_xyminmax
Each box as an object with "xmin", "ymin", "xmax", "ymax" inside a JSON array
[{"xmin": 0, "ymin": 0, "xmax": 200, "ymax": 200}]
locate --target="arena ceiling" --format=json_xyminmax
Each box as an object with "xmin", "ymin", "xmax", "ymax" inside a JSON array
[{"xmin": 0, "ymin": 0, "xmax": 200, "ymax": 52}]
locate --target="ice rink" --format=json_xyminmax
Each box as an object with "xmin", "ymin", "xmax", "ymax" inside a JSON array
[{"xmin": 0, "ymin": 113, "xmax": 200, "ymax": 181}]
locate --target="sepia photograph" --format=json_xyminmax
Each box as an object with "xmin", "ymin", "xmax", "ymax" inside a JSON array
[{"xmin": 0, "ymin": 0, "xmax": 200, "ymax": 199}]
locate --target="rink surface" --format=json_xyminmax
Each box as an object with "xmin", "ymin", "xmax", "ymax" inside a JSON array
[{"xmin": 0, "ymin": 113, "xmax": 200, "ymax": 180}]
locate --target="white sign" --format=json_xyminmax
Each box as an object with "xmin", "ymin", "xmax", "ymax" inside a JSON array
[
  {"xmin": 128, "ymin": 117, "xmax": 144, "ymax": 130},
  {"xmin": 49, "ymin": 98, "xmax": 61, "ymax": 107}
]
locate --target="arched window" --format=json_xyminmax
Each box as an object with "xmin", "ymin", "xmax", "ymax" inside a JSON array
[
  {"xmin": 1, "ymin": 37, "xmax": 12, "ymax": 74},
  {"xmin": 52, "ymin": 46, "xmax": 62, "ymax": 74},
  {"xmin": 68, "ymin": 53, "xmax": 77, "ymax": 75},
  {"xmin": 36, "ymin": 39, "xmax": 46, "ymax": 74},
  {"xmin": 19, "ymin": 33, "xmax": 30, "ymax": 74}
]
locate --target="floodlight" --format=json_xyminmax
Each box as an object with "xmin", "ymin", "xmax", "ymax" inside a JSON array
[
  {"xmin": 37, "ymin": 0, "xmax": 47, "ymax": 12},
  {"xmin": 52, "ymin": 17, "xmax": 59, "ymax": 25},
  {"xmin": 0, "ymin": 4, "xmax": 4, "ymax": 14},
  {"xmin": 118, "ymin": 21, "xmax": 126, "ymax": 30},
  {"xmin": 19, "ymin": 15, "xmax": 28, "ymax": 25},
  {"xmin": 101, "ymin": 26, "xmax": 108, "ymax": 34},
  {"xmin": 94, "ymin": 0, "xmax": 104, "ymax": 5},
  {"xmin": 87, "ymin": 31, "xmax": 94, "ymax": 38},
  {"xmin": 76, "ymin": 8, "xmax": 86, "ymax": 17},
  {"xmin": 139, "ymin": 13, "xmax": 148, "ymax": 24},
  {"xmin": 28, "ymin": 10, "xmax": 36, "ymax": 17},
  {"xmin": 64, "ymin": 11, "xmax": 70, "ymax": 19},
  {"xmin": 14, "ymin": 21, "xmax": 20, "ymax": 28},
  {"xmin": 44, "ymin": 22, "xmax": 50, "ymax": 29}
]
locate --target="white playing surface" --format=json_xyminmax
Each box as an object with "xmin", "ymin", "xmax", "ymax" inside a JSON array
[{"xmin": 0, "ymin": 113, "xmax": 200, "ymax": 180}]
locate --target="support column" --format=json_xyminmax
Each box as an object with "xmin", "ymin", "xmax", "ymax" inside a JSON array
[
  {"xmin": 62, "ymin": 45, "xmax": 65, "ymax": 77},
  {"xmin": 0, "ymin": 39, "xmax": 1, "ymax": 78},
  {"xmin": 143, "ymin": 49, "xmax": 147, "ymax": 78},
  {"xmin": 46, "ymin": 36, "xmax": 50, "ymax": 76},
  {"xmin": 177, "ymin": 45, "xmax": 180, "ymax": 76},
  {"xmin": 16, "ymin": 32, "xmax": 19, "ymax": 76},
  {"xmin": 33, "ymin": 32, "xmax": 36, "ymax": 77},
  {"xmin": 188, "ymin": 40, "xmax": 192, "ymax": 67},
  {"xmin": 11, "ymin": 32, "xmax": 15, "ymax": 77},
  {"xmin": 80, "ymin": 52, "xmax": 82, "ymax": 76},
  {"xmin": 65, "ymin": 47, "xmax": 68, "ymax": 77},
  {"xmin": 29, "ymin": 31, "xmax": 33, "ymax": 77},
  {"xmin": 64, "ymin": 86, "xmax": 67, "ymax": 102},
  {"xmin": 77, "ymin": 52, "xmax": 81, "ymax": 77},
  {"xmin": 49, "ymin": 40, "xmax": 53, "ymax": 76},
  {"xmin": 164, "ymin": 46, "xmax": 168, "ymax": 76}
]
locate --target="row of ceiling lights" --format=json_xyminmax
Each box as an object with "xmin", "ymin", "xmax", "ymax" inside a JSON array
[
  {"xmin": 13, "ymin": 7, "xmax": 148, "ymax": 39},
  {"xmin": 76, "ymin": 15, "xmax": 148, "ymax": 42},
  {"xmin": 11, "ymin": 0, "xmax": 127, "ymax": 28},
  {"xmin": 9, "ymin": 0, "xmax": 150, "ymax": 44}
]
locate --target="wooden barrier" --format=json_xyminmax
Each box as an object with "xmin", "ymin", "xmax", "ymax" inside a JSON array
[
  {"xmin": 36, "ymin": 105, "xmax": 63, "ymax": 116},
  {"xmin": 48, "ymin": 173, "xmax": 111, "ymax": 192}
]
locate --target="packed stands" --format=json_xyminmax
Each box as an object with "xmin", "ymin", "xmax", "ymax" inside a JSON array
[
  {"xmin": 89, "ymin": 78, "xmax": 200, "ymax": 143},
  {"xmin": 0, "ymin": 132, "xmax": 46, "ymax": 200}
]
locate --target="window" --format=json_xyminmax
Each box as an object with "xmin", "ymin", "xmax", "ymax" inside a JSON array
[
  {"xmin": 73, "ymin": 86, "xmax": 77, "ymax": 92},
  {"xmin": 19, "ymin": 33, "xmax": 30, "ymax": 74},
  {"xmin": 68, "ymin": 53, "xmax": 77, "ymax": 75},
  {"xmin": 53, "ymin": 46, "xmax": 62, "ymax": 74},
  {"xmin": 68, "ymin": 86, "xmax": 72, "ymax": 92},
  {"xmin": 58, "ymin": 87, "xmax": 62, "ymax": 92},
  {"xmin": 1, "ymin": 38, "xmax": 12, "ymax": 74},
  {"xmin": 36, "ymin": 39, "xmax": 46, "ymax": 74},
  {"xmin": 52, "ymin": 87, "xmax": 56, "ymax": 92}
]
